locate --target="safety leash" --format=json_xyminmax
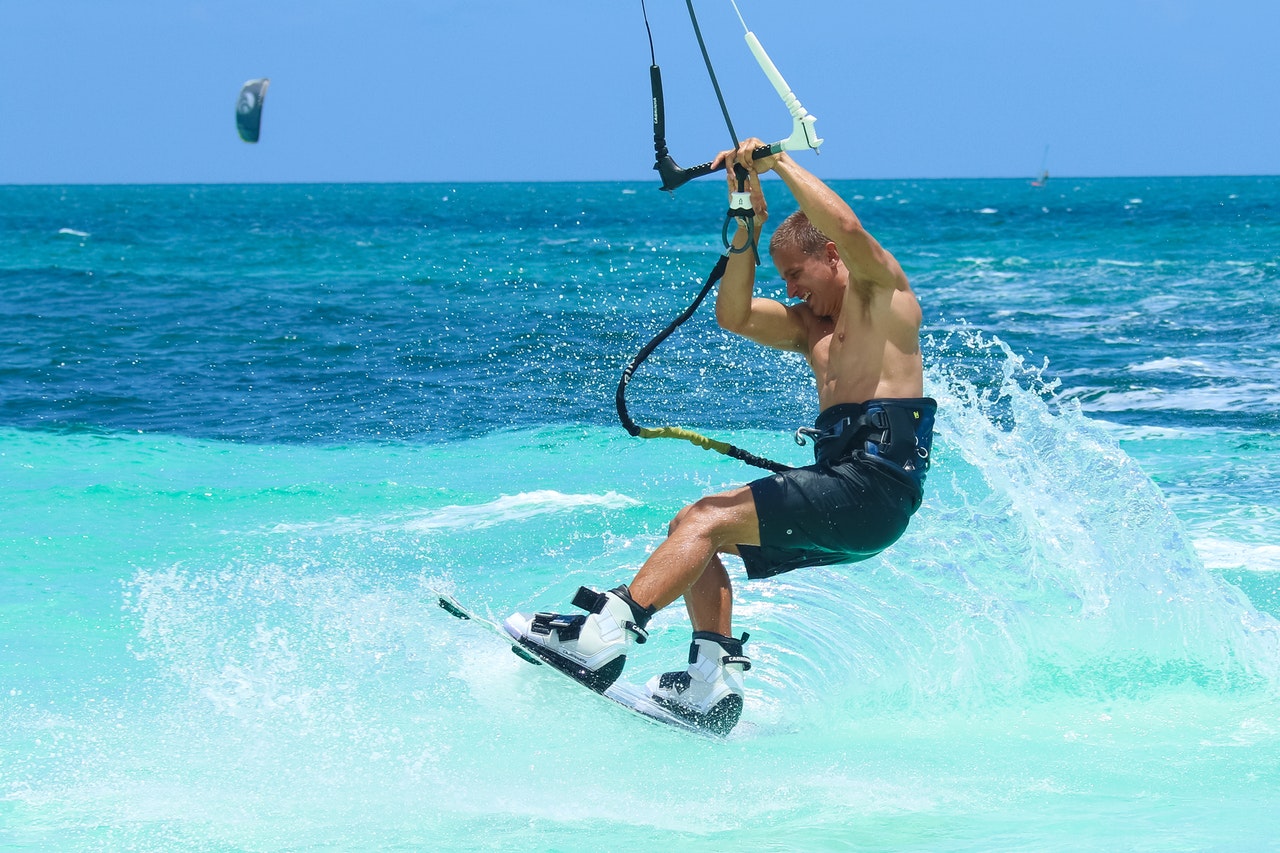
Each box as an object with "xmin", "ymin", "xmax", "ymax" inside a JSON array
[
  {"xmin": 614, "ymin": 254, "xmax": 791, "ymax": 474},
  {"xmin": 619, "ymin": 0, "xmax": 822, "ymax": 473}
]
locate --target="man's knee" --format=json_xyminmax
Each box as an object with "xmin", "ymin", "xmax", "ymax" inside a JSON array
[
  {"xmin": 670, "ymin": 492, "xmax": 751, "ymax": 540},
  {"xmin": 666, "ymin": 501, "xmax": 698, "ymax": 536}
]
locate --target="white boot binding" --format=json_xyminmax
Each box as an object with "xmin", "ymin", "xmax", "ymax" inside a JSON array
[
  {"xmin": 504, "ymin": 585, "xmax": 655, "ymax": 693},
  {"xmin": 649, "ymin": 631, "xmax": 751, "ymax": 736}
]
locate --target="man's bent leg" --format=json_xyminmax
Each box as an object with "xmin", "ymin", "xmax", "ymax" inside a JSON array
[
  {"xmin": 632, "ymin": 486, "xmax": 758, "ymax": 734},
  {"xmin": 500, "ymin": 485, "xmax": 757, "ymax": 703},
  {"xmin": 626, "ymin": 485, "xmax": 760, "ymax": 614}
]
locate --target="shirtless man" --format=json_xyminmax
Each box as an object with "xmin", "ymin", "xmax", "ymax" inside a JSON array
[{"xmin": 504, "ymin": 139, "xmax": 936, "ymax": 734}]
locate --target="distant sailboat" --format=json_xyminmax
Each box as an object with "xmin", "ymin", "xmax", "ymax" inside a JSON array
[{"xmin": 1030, "ymin": 145, "xmax": 1050, "ymax": 187}]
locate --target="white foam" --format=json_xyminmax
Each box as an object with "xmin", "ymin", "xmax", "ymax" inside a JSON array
[
  {"xmin": 1095, "ymin": 421, "xmax": 1234, "ymax": 441},
  {"xmin": 404, "ymin": 490, "xmax": 639, "ymax": 533},
  {"xmin": 1129, "ymin": 357, "xmax": 1214, "ymax": 374},
  {"xmin": 58, "ymin": 228, "xmax": 90, "ymax": 237},
  {"xmin": 1195, "ymin": 537, "xmax": 1280, "ymax": 574},
  {"xmin": 1074, "ymin": 384, "xmax": 1280, "ymax": 413},
  {"xmin": 264, "ymin": 490, "xmax": 639, "ymax": 537}
]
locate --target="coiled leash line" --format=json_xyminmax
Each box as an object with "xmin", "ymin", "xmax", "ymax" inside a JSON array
[
  {"xmin": 618, "ymin": 1, "xmax": 822, "ymax": 474},
  {"xmin": 614, "ymin": 254, "xmax": 791, "ymax": 474}
]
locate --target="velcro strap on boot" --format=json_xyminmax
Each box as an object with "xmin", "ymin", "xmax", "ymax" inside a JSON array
[
  {"xmin": 571, "ymin": 586, "xmax": 607, "ymax": 614},
  {"xmin": 531, "ymin": 612, "xmax": 586, "ymax": 641},
  {"xmin": 691, "ymin": 631, "xmax": 752, "ymax": 671},
  {"xmin": 570, "ymin": 585, "xmax": 651, "ymax": 644}
]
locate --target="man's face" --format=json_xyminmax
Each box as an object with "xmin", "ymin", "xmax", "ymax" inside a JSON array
[{"xmin": 771, "ymin": 244, "xmax": 842, "ymax": 318}]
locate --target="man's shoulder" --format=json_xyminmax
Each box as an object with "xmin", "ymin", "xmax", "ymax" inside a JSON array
[{"xmin": 794, "ymin": 302, "xmax": 836, "ymax": 334}]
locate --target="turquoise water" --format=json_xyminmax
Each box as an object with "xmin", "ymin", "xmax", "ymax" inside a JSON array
[{"xmin": 2, "ymin": 179, "xmax": 1279, "ymax": 850}]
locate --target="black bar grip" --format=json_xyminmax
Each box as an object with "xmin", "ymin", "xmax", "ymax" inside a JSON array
[
  {"xmin": 751, "ymin": 142, "xmax": 782, "ymax": 160},
  {"xmin": 656, "ymin": 156, "xmax": 716, "ymax": 192},
  {"xmin": 650, "ymin": 65, "xmax": 668, "ymax": 160},
  {"xmin": 655, "ymin": 143, "xmax": 782, "ymax": 192}
]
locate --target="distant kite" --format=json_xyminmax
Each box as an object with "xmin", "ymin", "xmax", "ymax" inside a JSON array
[{"xmin": 236, "ymin": 78, "xmax": 270, "ymax": 143}]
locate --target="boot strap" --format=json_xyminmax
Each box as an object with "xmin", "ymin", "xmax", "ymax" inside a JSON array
[
  {"xmin": 689, "ymin": 632, "xmax": 751, "ymax": 666},
  {"xmin": 571, "ymin": 585, "xmax": 650, "ymax": 644},
  {"xmin": 530, "ymin": 612, "xmax": 585, "ymax": 641},
  {"xmin": 571, "ymin": 586, "xmax": 607, "ymax": 613}
]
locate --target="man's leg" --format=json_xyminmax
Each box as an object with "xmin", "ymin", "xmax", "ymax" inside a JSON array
[
  {"xmin": 627, "ymin": 484, "xmax": 759, "ymax": 618},
  {"xmin": 684, "ymin": 555, "xmax": 732, "ymax": 636},
  {"xmin": 634, "ymin": 485, "xmax": 759, "ymax": 732},
  {"xmin": 500, "ymin": 485, "xmax": 758, "ymax": 699}
]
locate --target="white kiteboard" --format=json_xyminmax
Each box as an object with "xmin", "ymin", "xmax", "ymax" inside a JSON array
[{"xmin": 437, "ymin": 594, "xmax": 727, "ymax": 737}]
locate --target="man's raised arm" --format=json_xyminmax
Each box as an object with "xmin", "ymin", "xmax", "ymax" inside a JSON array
[
  {"xmin": 713, "ymin": 166, "xmax": 808, "ymax": 353},
  {"xmin": 752, "ymin": 144, "xmax": 909, "ymax": 293}
]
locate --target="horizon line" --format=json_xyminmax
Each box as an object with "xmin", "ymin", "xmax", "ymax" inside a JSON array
[{"xmin": 3, "ymin": 173, "xmax": 1279, "ymax": 189}]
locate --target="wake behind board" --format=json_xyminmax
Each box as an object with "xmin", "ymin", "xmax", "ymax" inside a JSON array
[{"xmin": 437, "ymin": 594, "xmax": 719, "ymax": 737}]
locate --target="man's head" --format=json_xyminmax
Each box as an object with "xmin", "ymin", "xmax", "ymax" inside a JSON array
[{"xmin": 769, "ymin": 211, "xmax": 845, "ymax": 318}]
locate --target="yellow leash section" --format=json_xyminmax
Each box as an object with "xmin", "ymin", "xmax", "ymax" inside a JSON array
[{"xmin": 637, "ymin": 425, "xmax": 735, "ymax": 455}]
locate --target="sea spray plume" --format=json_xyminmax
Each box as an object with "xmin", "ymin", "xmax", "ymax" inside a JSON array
[
  {"xmin": 125, "ymin": 558, "xmax": 452, "ymax": 723},
  {"xmin": 930, "ymin": 330, "xmax": 1280, "ymax": 699},
  {"xmin": 749, "ymin": 330, "xmax": 1280, "ymax": 716}
]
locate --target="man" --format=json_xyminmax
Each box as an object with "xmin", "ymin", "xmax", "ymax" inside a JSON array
[{"xmin": 504, "ymin": 138, "xmax": 936, "ymax": 733}]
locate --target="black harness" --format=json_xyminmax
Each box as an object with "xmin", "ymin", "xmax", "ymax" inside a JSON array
[{"xmin": 798, "ymin": 398, "xmax": 938, "ymax": 487}]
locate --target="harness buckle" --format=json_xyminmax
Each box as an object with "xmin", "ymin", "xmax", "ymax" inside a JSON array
[{"xmin": 793, "ymin": 426, "xmax": 822, "ymax": 446}]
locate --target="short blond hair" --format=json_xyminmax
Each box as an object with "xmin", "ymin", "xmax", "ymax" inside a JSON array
[{"xmin": 769, "ymin": 210, "xmax": 830, "ymax": 257}]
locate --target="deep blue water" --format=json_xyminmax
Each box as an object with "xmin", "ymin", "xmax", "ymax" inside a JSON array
[{"xmin": 2, "ymin": 178, "xmax": 1278, "ymax": 850}]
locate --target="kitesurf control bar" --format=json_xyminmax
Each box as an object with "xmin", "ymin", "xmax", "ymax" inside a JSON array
[
  {"xmin": 651, "ymin": 1, "xmax": 822, "ymax": 192},
  {"xmin": 653, "ymin": 143, "xmax": 798, "ymax": 193}
]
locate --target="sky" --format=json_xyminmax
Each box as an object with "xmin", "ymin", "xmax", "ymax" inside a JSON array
[{"xmin": 2, "ymin": 0, "xmax": 1278, "ymax": 184}]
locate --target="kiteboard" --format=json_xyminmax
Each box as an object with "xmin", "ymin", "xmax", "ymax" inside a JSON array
[{"xmin": 436, "ymin": 594, "xmax": 727, "ymax": 737}]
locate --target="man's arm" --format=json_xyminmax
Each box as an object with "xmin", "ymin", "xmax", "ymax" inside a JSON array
[
  {"xmin": 713, "ymin": 170, "xmax": 808, "ymax": 352},
  {"xmin": 753, "ymin": 144, "xmax": 909, "ymax": 294}
]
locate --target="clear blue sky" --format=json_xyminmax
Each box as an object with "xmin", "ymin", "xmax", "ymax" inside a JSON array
[{"xmin": 3, "ymin": 0, "xmax": 1277, "ymax": 184}]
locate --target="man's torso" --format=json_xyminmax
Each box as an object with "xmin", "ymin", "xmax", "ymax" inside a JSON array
[{"xmin": 796, "ymin": 279, "xmax": 924, "ymax": 410}]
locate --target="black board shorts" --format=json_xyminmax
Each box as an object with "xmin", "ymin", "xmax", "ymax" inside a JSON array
[
  {"xmin": 738, "ymin": 456, "xmax": 921, "ymax": 579},
  {"xmin": 736, "ymin": 398, "xmax": 935, "ymax": 580}
]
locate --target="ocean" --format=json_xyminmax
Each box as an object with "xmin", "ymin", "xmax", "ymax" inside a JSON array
[{"xmin": 2, "ymin": 177, "xmax": 1278, "ymax": 851}]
